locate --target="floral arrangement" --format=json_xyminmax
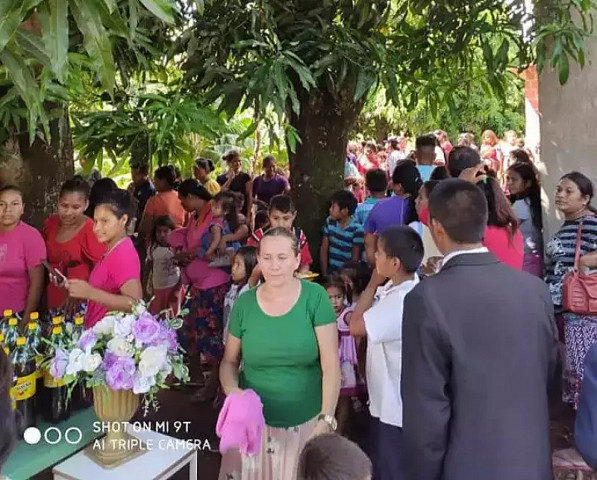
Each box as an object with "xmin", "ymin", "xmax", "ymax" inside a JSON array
[{"xmin": 47, "ymin": 302, "xmax": 189, "ymax": 413}]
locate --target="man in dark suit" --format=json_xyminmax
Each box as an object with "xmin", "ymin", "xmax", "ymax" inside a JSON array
[
  {"xmin": 401, "ymin": 179, "xmax": 558, "ymax": 480},
  {"xmin": 575, "ymin": 343, "xmax": 597, "ymax": 469}
]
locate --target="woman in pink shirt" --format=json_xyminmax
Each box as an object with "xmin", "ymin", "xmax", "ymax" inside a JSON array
[
  {"xmin": 169, "ymin": 179, "xmax": 230, "ymax": 402},
  {"xmin": 0, "ymin": 185, "xmax": 46, "ymax": 323},
  {"xmin": 478, "ymin": 177, "xmax": 523, "ymax": 270},
  {"xmin": 63, "ymin": 189, "xmax": 142, "ymax": 328}
]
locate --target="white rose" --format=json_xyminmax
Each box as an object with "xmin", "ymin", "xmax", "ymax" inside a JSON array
[
  {"xmin": 82, "ymin": 352, "xmax": 102, "ymax": 373},
  {"xmin": 133, "ymin": 372, "xmax": 156, "ymax": 394},
  {"xmin": 107, "ymin": 337, "xmax": 134, "ymax": 357},
  {"xmin": 132, "ymin": 302, "xmax": 148, "ymax": 316},
  {"xmin": 93, "ymin": 316, "xmax": 116, "ymax": 336},
  {"xmin": 138, "ymin": 345, "xmax": 168, "ymax": 378},
  {"xmin": 114, "ymin": 315, "xmax": 136, "ymax": 338},
  {"xmin": 66, "ymin": 348, "xmax": 85, "ymax": 375}
]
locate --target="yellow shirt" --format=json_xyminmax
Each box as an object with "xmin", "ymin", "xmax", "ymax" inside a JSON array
[{"xmin": 202, "ymin": 177, "xmax": 221, "ymax": 196}]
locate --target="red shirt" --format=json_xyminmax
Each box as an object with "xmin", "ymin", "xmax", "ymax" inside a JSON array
[
  {"xmin": 247, "ymin": 227, "xmax": 313, "ymax": 269},
  {"xmin": 483, "ymin": 226, "xmax": 524, "ymax": 270},
  {"xmin": 43, "ymin": 215, "xmax": 106, "ymax": 309}
]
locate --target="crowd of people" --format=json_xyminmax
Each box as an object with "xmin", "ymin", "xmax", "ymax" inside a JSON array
[{"xmin": 0, "ymin": 127, "xmax": 595, "ymax": 480}]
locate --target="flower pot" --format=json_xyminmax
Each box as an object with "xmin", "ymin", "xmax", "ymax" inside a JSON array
[{"xmin": 85, "ymin": 386, "xmax": 145, "ymax": 468}]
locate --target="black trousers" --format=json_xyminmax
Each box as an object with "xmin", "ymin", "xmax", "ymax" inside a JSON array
[{"xmin": 370, "ymin": 417, "xmax": 405, "ymax": 480}]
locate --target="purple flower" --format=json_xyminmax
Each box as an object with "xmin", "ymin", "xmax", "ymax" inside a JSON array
[
  {"xmin": 78, "ymin": 330, "xmax": 97, "ymax": 351},
  {"xmin": 50, "ymin": 348, "xmax": 69, "ymax": 379},
  {"xmin": 105, "ymin": 356, "xmax": 136, "ymax": 390},
  {"xmin": 132, "ymin": 313, "xmax": 161, "ymax": 344},
  {"xmin": 150, "ymin": 324, "xmax": 178, "ymax": 352},
  {"xmin": 103, "ymin": 351, "xmax": 118, "ymax": 371}
]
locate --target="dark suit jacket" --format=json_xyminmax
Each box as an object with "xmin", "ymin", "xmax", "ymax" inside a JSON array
[
  {"xmin": 401, "ymin": 252, "xmax": 557, "ymax": 480},
  {"xmin": 575, "ymin": 343, "xmax": 597, "ymax": 469}
]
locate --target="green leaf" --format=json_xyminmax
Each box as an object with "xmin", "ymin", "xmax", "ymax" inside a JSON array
[
  {"xmin": 15, "ymin": 27, "xmax": 51, "ymax": 68},
  {"xmin": 37, "ymin": 0, "xmax": 68, "ymax": 83},
  {"xmin": 194, "ymin": 0, "xmax": 205, "ymax": 15},
  {"xmin": 558, "ymin": 52, "xmax": 570, "ymax": 85},
  {"xmin": 70, "ymin": 0, "xmax": 116, "ymax": 93},
  {"xmin": 102, "ymin": 0, "xmax": 118, "ymax": 14},
  {"xmin": 128, "ymin": 0, "xmax": 138, "ymax": 40},
  {"xmin": 139, "ymin": 0, "xmax": 176, "ymax": 24},
  {"xmin": 354, "ymin": 71, "xmax": 376, "ymax": 101},
  {"xmin": 0, "ymin": 0, "xmax": 42, "ymax": 53},
  {"xmin": 0, "ymin": 48, "xmax": 43, "ymax": 143}
]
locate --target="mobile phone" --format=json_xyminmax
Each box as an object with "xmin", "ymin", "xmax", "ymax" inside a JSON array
[{"xmin": 41, "ymin": 260, "xmax": 67, "ymax": 283}]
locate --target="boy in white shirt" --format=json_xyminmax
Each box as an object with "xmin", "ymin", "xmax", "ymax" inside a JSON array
[{"xmin": 349, "ymin": 225, "xmax": 423, "ymax": 480}]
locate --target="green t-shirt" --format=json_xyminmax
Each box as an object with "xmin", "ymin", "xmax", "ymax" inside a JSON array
[{"xmin": 228, "ymin": 280, "xmax": 336, "ymax": 428}]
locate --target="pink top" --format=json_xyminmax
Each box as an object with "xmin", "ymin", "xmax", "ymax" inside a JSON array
[
  {"xmin": 483, "ymin": 226, "xmax": 524, "ymax": 270},
  {"xmin": 168, "ymin": 208, "xmax": 230, "ymax": 290},
  {"xmin": 85, "ymin": 237, "xmax": 140, "ymax": 328},
  {"xmin": 216, "ymin": 389, "xmax": 265, "ymax": 456},
  {"xmin": 0, "ymin": 221, "xmax": 46, "ymax": 313}
]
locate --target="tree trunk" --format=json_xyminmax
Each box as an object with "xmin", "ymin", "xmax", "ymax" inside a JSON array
[
  {"xmin": 18, "ymin": 105, "xmax": 74, "ymax": 228},
  {"xmin": 287, "ymin": 87, "xmax": 363, "ymax": 270}
]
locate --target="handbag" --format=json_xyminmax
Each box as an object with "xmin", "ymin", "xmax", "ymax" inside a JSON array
[{"xmin": 562, "ymin": 219, "xmax": 597, "ymax": 315}]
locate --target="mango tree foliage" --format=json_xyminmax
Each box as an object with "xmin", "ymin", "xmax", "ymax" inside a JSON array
[
  {"xmin": 0, "ymin": 0, "xmax": 178, "ymax": 144},
  {"xmin": 177, "ymin": 0, "xmax": 593, "ymax": 253}
]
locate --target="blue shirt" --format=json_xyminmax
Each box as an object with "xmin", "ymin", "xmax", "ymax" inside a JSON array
[
  {"xmin": 322, "ymin": 217, "xmax": 364, "ymax": 272},
  {"xmin": 417, "ymin": 165, "xmax": 434, "ymax": 181},
  {"xmin": 354, "ymin": 198, "xmax": 382, "ymax": 225}
]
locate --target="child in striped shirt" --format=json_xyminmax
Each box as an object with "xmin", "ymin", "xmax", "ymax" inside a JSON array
[{"xmin": 321, "ymin": 190, "xmax": 364, "ymax": 277}]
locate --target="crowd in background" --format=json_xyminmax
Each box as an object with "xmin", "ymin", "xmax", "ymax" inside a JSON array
[{"xmin": 0, "ymin": 126, "xmax": 596, "ymax": 479}]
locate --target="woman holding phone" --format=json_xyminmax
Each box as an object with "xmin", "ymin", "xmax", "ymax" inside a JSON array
[
  {"xmin": 43, "ymin": 178, "xmax": 106, "ymax": 316},
  {"xmin": 57, "ymin": 189, "xmax": 142, "ymax": 328}
]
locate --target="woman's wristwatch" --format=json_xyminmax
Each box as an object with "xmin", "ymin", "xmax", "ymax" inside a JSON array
[{"xmin": 317, "ymin": 414, "xmax": 338, "ymax": 432}]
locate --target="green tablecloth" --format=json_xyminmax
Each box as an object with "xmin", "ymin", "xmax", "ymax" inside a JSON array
[{"xmin": 3, "ymin": 408, "xmax": 100, "ymax": 480}]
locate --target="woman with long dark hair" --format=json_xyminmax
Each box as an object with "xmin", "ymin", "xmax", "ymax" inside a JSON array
[
  {"xmin": 475, "ymin": 176, "xmax": 524, "ymax": 270},
  {"xmin": 545, "ymin": 172, "xmax": 597, "ymax": 408},
  {"xmin": 507, "ymin": 162, "xmax": 543, "ymax": 276}
]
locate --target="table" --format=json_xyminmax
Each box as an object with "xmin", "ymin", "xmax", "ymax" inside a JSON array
[
  {"xmin": 53, "ymin": 425, "xmax": 198, "ymax": 480},
  {"xmin": 2, "ymin": 408, "xmax": 100, "ymax": 480}
]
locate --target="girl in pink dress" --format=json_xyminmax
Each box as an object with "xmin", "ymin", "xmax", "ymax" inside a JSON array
[{"xmin": 326, "ymin": 277, "xmax": 358, "ymax": 435}]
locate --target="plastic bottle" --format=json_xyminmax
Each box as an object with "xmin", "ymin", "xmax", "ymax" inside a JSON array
[
  {"xmin": 10, "ymin": 337, "xmax": 37, "ymax": 436},
  {"xmin": 4, "ymin": 317, "xmax": 19, "ymax": 350},
  {"xmin": 42, "ymin": 326, "xmax": 70, "ymax": 423}
]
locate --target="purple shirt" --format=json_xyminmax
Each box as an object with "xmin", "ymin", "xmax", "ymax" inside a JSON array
[
  {"xmin": 253, "ymin": 174, "xmax": 289, "ymax": 206},
  {"xmin": 364, "ymin": 196, "xmax": 411, "ymax": 235}
]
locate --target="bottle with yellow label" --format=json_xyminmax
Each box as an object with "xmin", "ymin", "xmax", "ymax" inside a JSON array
[
  {"xmin": 10, "ymin": 336, "xmax": 36, "ymax": 435},
  {"xmin": 42, "ymin": 326, "xmax": 70, "ymax": 423}
]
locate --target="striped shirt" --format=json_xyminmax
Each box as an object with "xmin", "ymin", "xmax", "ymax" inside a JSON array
[
  {"xmin": 322, "ymin": 217, "xmax": 364, "ymax": 272},
  {"xmin": 355, "ymin": 198, "xmax": 382, "ymax": 225},
  {"xmin": 545, "ymin": 215, "xmax": 597, "ymax": 305}
]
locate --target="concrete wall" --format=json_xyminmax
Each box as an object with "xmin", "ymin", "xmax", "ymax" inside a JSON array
[{"xmin": 538, "ymin": 36, "xmax": 597, "ymax": 241}]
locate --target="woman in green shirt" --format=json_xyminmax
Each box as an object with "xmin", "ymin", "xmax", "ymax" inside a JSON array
[{"xmin": 219, "ymin": 227, "xmax": 341, "ymax": 480}]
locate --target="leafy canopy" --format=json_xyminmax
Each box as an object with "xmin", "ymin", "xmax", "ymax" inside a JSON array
[
  {"xmin": 177, "ymin": 0, "xmax": 593, "ymax": 134},
  {"xmin": 0, "ymin": 0, "xmax": 178, "ymax": 143}
]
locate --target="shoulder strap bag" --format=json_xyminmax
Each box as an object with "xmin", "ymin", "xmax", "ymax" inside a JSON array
[{"xmin": 562, "ymin": 219, "xmax": 597, "ymax": 315}]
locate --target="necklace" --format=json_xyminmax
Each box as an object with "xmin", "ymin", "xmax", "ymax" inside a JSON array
[{"xmin": 103, "ymin": 237, "xmax": 127, "ymax": 259}]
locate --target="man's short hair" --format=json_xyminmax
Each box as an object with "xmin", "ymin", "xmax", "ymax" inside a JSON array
[
  {"xmin": 447, "ymin": 146, "xmax": 481, "ymax": 178},
  {"xmin": 330, "ymin": 190, "xmax": 358, "ymax": 215},
  {"xmin": 415, "ymin": 134, "xmax": 438, "ymax": 150},
  {"xmin": 297, "ymin": 433, "xmax": 372, "ymax": 480},
  {"xmin": 365, "ymin": 169, "xmax": 388, "ymax": 193},
  {"xmin": 429, "ymin": 179, "xmax": 488, "ymax": 244}
]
